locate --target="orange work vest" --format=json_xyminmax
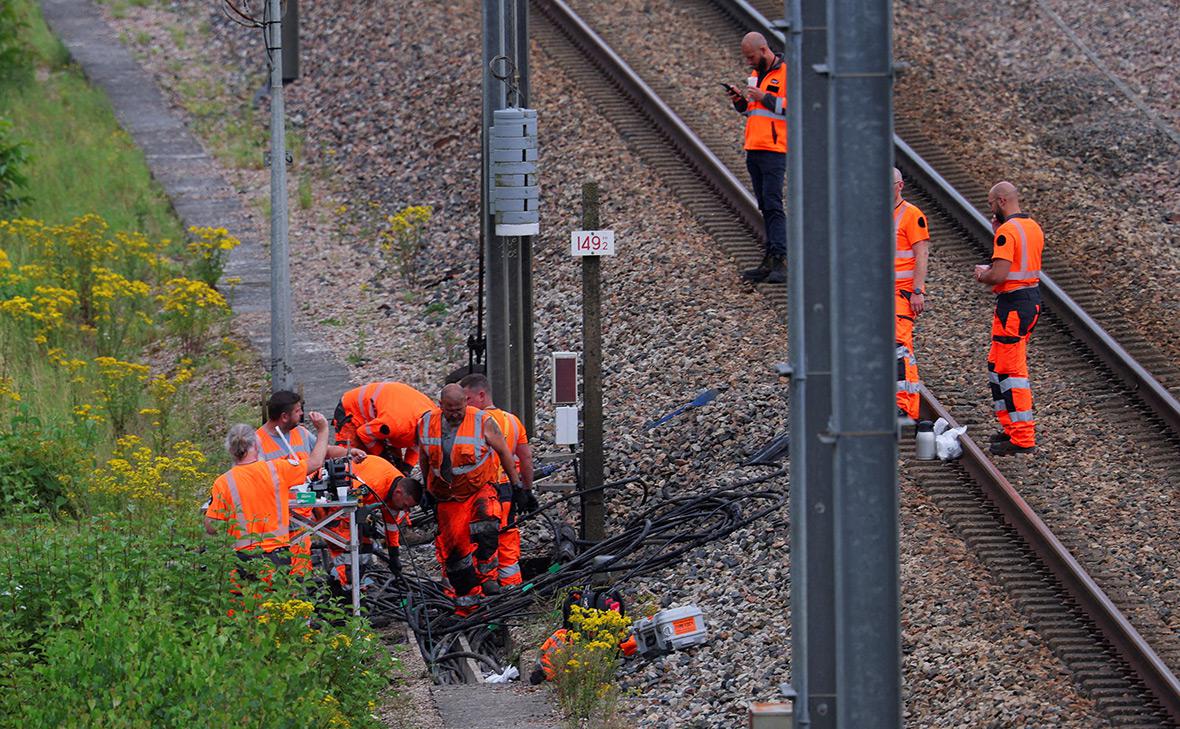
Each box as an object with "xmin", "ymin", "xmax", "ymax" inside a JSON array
[
  {"xmin": 256, "ymin": 424, "xmax": 313, "ymax": 464},
  {"xmin": 340, "ymin": 382, "xmax": 433, "ymax": 448},
  {"xmin": 417, "ymin": 406, "xmax": 499, "ymax": 502},
  {"xmin": 484, "ymin": 407, "xmax": 526, "ymax": 485},
  {"xmin": 991, "ymin": 215, "xmax": 1043, "ymax": 294},
  {"xmin": 207, "ymin": 458, "xmax": 304, "ymax": 552},
  {"xmin": 743, "ymin": 58, "xmax": 787, "ymax": 153},
  {"xmin": 893, "ymin": 199, "xmax": 929, "ymax": 288}
]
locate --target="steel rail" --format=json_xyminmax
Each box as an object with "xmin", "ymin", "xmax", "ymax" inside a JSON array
[
  {"xmin": 920, "ymin": 384, "xmax": 1180, "ymax": 723},
  {"xmin": 530, "ymin": 0, "xmax": 765, "ymax": 240}
]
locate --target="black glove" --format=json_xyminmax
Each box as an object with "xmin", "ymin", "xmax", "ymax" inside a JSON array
[
  {"xmin": 387, "ymin": 545, "xmax": 402, "ymax": 577},
  {"xmin": 512, "ymin": 485, "xmax": 539, "ymax": 517}
]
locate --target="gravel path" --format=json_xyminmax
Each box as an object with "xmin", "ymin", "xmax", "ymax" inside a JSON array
[{"xmin": 93, "ymin": 0, "xmax": 1124, "ymax": 726}]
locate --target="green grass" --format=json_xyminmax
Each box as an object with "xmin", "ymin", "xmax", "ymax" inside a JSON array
[{"xmin": 1, "ymin": 0, "xmax": 182, "ymax": 240}]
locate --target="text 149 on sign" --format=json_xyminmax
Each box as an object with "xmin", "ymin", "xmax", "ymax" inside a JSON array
[{"xmin": 570, "ymin": 230, "xmax": 615, "ymax": 257}]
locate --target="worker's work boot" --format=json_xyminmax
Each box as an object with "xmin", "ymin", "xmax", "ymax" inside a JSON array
[
  {"xmin": 741, "ymin": 254, "xmax": 772, "ymax": 283},
  {"xmin": 764, "ymin": 256, "xmax": 787, "ymax": 284}
]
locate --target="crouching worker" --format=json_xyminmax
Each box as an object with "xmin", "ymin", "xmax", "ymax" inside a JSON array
[
  {"xmin": 205, "ymin": 412, "xmax": 331, "ymax": 580},
  {"xmin": 418, "ymin": 384, "xmax": 521, "ymax": 616},
  {"xmin": 322, "ymin": 454, "xmax": 423, "ymax": 592}
]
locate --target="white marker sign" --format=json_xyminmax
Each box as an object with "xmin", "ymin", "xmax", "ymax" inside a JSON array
[{"xmin": 570, "ymin": 229, "xmax": 615, "ymax": 257}]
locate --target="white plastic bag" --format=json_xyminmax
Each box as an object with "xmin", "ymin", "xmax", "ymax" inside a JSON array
[
  {"xmin": 485, "ymin": 665, "xmax": 520, "ymax": 684},
  {"xmin": 932, "ymin": 417, "xmax": 967, "ymax": 461}
]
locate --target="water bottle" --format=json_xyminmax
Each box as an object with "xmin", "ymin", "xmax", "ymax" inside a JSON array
[{"xmin": 915, "ymin": 420, "xmax": 936, "ymax": 460}]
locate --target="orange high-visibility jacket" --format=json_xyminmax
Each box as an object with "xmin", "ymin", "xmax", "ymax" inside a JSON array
[
  {"xmin": 207, "ymin": 458, "xmax": 305, "ymax": 552},
  {"xmin": 417, "ymin": 406, "xmax": 500, "ymax": 502},
  {"xmin": 484, "ymin": 407, "xmax": 527, "ymax": 485},
  {"xmin": 340, "ymin": 382, "xmax": 433, "ymax": 449},
  {"xmin": 324, "ymin": 455, "xmax": 408, "ymax": 549},
  {"xmin": 894, "ymin": 199, "xmax": 929, "ymax": 288},
  {"xmin": 256, "ymin": 424, "xmax": 313, "ymax": 464},
  {"xmin": 991, "ymin": 215, "xmax": 1043, "ymax": 294},
  {"xmin": 743, "ymin": 57, "xmax": 787, "ymax": 153}
]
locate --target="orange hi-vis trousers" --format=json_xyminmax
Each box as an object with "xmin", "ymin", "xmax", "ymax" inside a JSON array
[
  {"xmin": 495, "ymin": 482, "xmax": 522, "ymax": 587},
  {"xmin": 895, "ymin": 288, "xmax": 921, "ymax": 419},
  {"xmin": 988, "ymin": 288, "xmax": 1041, "ymax": 448},
  {"xmin": 435, "ymin": 483, "xmax": 501, "ymax": 615}
]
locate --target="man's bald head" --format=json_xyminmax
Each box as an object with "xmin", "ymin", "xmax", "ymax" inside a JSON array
[
  {"xmin": 740, "ymin": 32, "xmax": 775, "ymax": 71},
  {"xmin": 440, "ymin": 383, "xmax": 467, "ymax": 426},
  {"xmin": 893, "ymin": 167, "xmax": 904, "ymax": 203},
  {"xmin": 987, "ymin": 181, "xmax": 1021, "ymax": 220},
  {"xmin": 893, "ymin": 167, "xmax": 903, "ymax": 185}
]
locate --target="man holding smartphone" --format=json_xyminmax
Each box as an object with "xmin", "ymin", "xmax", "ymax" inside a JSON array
[{"xmin": 726, "ymin": 31, "xmax": 787, "ymax": 284}]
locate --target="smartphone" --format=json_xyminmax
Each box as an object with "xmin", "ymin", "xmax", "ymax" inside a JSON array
[{"xmin": 720, "ymin": 82, "xmax": 737, "ymax": 93}]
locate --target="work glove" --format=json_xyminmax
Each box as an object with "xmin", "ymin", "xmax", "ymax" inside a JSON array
[{"xmin": 512, "ymin": 485, "xmax": 540, "ymax": 517}]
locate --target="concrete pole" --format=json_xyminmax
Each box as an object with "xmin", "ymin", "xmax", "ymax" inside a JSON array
[
  {"xmin": 580, "ymin": 182, "xmax": 605, "ymax": 542},
  {"xmin": 827, "ymin": 0, "xmax": 900, "ymax": 723},
  {"xmin": 483, "ymin": 0, "xmax": 511, "ymax": 407},
  {"xmin": 266, "ymin": 0, "xmax": 292, "ymax": 390},
  {"xmin": 787, "ymin": 0, "xmax": 834, "ymax": 725}
]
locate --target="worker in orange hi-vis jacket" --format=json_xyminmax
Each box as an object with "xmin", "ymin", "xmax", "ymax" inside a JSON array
[
  {"xmin": 974, "ymin": 180, "xmax": 1043, "ymax": 456},
  {"xmin": 892, "ymin": 167, "xmax": 931, "ymax": 421},
  {"xmin": 459, "ymin": 372, "xmax": 535, "ymax": 588},
  {"xmin": 332, "ymin": 382, "xmax": 434, "ymax": 470},
  {"xmin": 417, "ymin": 384, "xmax": 527, "ymax": 615}
]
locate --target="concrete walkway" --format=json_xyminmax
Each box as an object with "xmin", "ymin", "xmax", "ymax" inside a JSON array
[
  {"xmin": 40, "ymin": 0, "xmax": 351, "ymax": 413},
  {"xmin": 39, "ymin": 4, "xmax": 559, "ymax": 727}
]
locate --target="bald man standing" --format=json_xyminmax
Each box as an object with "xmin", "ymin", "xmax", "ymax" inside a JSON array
[
  {"xmin": 417, "ymin": 384, "xmax": 521, "ymax": 614},
  {"xmin": 974, "ymin": 181, "xmax": 1043, "ymax": 455},
  {"xmin": 726, "ymin": 32, "xmax": 787, "ymax": 284}
]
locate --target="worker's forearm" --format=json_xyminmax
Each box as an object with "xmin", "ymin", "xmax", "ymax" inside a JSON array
[
  {"xmin": 517, "ymin": 445, "xmax": 534, "ymax": 490},
  {"xmin": 912, "ymin": 245, "xmax": 929, "ymax": 291}
]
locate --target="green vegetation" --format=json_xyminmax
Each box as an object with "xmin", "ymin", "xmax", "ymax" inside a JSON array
[
  {"xmin": 0, "ymin": 3, "xmax": 399, "ymax": 726},
  {"xmin": 0, "ymin": 0, "xmax": 180, "ymax": 238}
]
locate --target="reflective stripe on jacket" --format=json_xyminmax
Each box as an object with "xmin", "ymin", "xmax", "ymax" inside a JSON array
[
  {"xmin": 743, "ymin": 57, "xmax": 787, "ymax": 153},
  {"xmin": 992, "ymin": 215, "xmax": 1044, "ymax": 294},
  {"xmin": 256, "ymin": 425, "xmax": 312, "ymax": 463},
  {"xmin": 340, "ymin": 382, "xmax": 434, "ymax": 448},
  {"xmin": 484, "ymin": 407, "xmax": 526, "ymax": 485},
  {"xmin": 418, "ymin": 406, "xmax": 499, "ymax": 501}
]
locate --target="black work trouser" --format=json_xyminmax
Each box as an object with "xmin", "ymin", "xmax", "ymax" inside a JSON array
[{"xmin": 746, "ymin": 150, "xmax": 787, "ymax": 257}]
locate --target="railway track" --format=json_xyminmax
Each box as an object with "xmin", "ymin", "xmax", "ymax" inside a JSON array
[{"xmin": 530, "ymin": 0, "xmax": 1180, "ymax": 724}]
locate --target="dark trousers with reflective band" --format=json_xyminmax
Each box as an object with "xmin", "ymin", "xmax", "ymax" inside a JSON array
[
  {"xmin": 895, "ymin": 288, "xmax": 920, "ymax": 419},
  {"xmin": 988, "ymin": 287, "xmax": 1041, "ymax": 447},
  {"xmin": 746, "ymin": 150, "xmax": 786, "ymax": 257}
]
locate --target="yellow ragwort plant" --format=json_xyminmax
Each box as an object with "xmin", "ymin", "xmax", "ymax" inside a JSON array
[
  {"xmin": 157, "ymin": 277, "xmax": 229, "ymax": 352},
  {"xmin": 552, "ymin": 605, "xmax": 634, "ymax": 727},
  {"xmin": 89, "ymin": 435, "xmax": 212, "ymax": 506},
  {"xmin": 377, "ymin": 204, "xmax": 433, "ymax": 284},
  {"xmin": 186, "ymin": 225, "xmax": 241, "ymax": 287},
  {"xmin": 92, "ymin": 356, "xmax": 150, "ymax": 435}
]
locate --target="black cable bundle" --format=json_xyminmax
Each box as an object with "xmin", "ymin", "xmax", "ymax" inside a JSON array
[{"xmin": 362, "ymin": 469, "xmax": 786, "ymax": 683}]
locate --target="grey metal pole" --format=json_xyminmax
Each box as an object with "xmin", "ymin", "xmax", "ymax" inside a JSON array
[
  {"xmin": 580, "ymin": 182, "xmax": 605, "ymax": 542},
  {"xmin": 787, "ymin": 0, "xmax": 834, "ymax": 725},
  {"xmin": 266, "ymin": 0, "xmax": 292, "ymax": 390},
  {"xmin": 827, "ymin": 0, "xmax": 900, "ymax": 723}
]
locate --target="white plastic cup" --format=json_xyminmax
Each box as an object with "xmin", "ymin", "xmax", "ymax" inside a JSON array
[{"xmin": 336, "ymin": 486, "xmax": 350, "ymax": 501}]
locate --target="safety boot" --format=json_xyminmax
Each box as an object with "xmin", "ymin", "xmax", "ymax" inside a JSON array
[
  {"xmin": 989, "ymin": 431, "xmax": 1011, "ymax": 444},
  {"xmin": 989, "ymin": 439, "xmax": 1034, "ymax": 456},
  {"xmin": 741, "ymin": 254, "xmax": 773, "ymax": 283},
  {"xmin": 764, "ymin": 255, "xmax": 787, "ymax": 284}
]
